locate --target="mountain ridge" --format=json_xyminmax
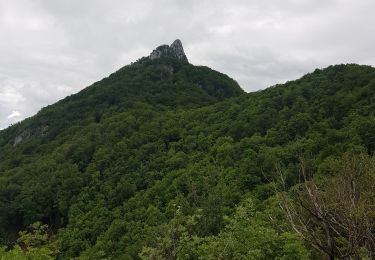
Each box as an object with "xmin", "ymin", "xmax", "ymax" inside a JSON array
[
  {"xmin": 0, "ymin": 41, "xmax": 243, "ymax": 147},
  {"xmin": 1, "ymin": 41, "xmax": 375, "ymax": 259}
]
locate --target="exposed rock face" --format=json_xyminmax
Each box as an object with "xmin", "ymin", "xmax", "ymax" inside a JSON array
[
  {"xmin": 149, "ymin": 39, "xmax": 188, "ymax": 62},
  {"xmin": 13, "ymin": 125, "xmax": 48, "ymax": 146},
  {"xmin": 170, "ymin": 39, "xmax": 187, "ymax": 61},
  {"xmin": 13, "ymin": 131, "xmax": 30, "ymax": 146}
]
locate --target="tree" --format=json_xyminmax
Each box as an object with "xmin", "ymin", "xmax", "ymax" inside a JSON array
[
  {"xmin": 139, "ymin": 206, "xmax": 202, "ymax": 260},
  {"xmin": 198, "ymin": 198, "xmax": 309, "ymax": 260},
  {"xmin": 278, "ymin": 154, "xmax": 375, "ymax": 259},
  {"xmin": 0, "ymin": 222, "xmax": 56, "ymax": 260}
]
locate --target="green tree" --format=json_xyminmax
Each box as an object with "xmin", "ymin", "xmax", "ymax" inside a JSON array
[
  {"xmin": 0, "ymin": 222, "xmax": 55, "ymax": 260},
  {"xmin": 198, "ymin": 198, "xmax": 310, "ymax": 259}
]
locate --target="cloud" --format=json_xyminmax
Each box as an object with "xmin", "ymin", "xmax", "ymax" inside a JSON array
[
  {"xmin": 7, "ymin": 111, "xmax": 21, "ymax": 119},
  {"xmin": 0, "ymin": 0, "xmax": 375, "ymax": 129}
]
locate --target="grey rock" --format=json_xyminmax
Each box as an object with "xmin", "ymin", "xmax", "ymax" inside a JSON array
[
  {"xmin": 170, "ymin": 39, "xmax": 187, "ymax": 61},
  {"xmin": 13, "ymin": 125, "xmax": 49, "ymax": 146},
  {"xmin": 149, "ymin": 39, "xmax": 188, "ymax": 62},
  {"xmin": 13, "ymin": 131, "xmax": 30, "ymax": 146}
]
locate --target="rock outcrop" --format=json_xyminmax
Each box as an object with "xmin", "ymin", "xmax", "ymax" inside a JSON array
[
  {"xmin": 149, "ymin": 39, "xmax": 188, "ymax": 62},
  {"xmin": 13, "ymin": 125, "xmax": 48, "ymax": 146}
]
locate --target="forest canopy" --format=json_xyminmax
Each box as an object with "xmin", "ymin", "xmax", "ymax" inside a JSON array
[{"xmin": 1, "ymin": 58, "xmax": 375, "ymax": 259}]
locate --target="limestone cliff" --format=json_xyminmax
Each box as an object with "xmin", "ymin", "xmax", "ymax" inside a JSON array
[{"xmin": 149, "ymin": 39, "xmax": 188, "ymax": 62}]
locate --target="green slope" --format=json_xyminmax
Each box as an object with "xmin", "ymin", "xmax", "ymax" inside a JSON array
[
  {"xmin": 0, "ymin": 57, "xmax": 243, "ymax": 149},
  {"xmin": 1, "ymin": 61, "xmax": 375, "ymax": 259}
]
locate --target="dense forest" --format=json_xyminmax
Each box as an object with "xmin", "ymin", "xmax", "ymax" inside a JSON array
[{"xmin": 0, "ymin": 48, "xmax": 375, "ymax": 259}]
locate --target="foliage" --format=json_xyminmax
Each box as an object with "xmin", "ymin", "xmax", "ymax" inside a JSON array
[
  {"xmin": 198, "ymin": 197, "xmax": 310, "ymax": 260},
  {"xmin": 278, "ymin": 153, "xmax": 375, "ymax": 259},
  {"xmin": 0, "ymin": 222, "xmax": 55, "ymax": 259},
  {"xmin": 0, "ymin": 60, "xmax": 374, "ymax": 259}
]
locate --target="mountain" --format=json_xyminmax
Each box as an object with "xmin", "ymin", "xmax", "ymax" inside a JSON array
[
  {"xmin": 1, "ymin": 41, "xmax": 375, "ymax": 259},
  {"xmin": 0, "ymin": 39, "xmax": 242, "ymax": 148}
]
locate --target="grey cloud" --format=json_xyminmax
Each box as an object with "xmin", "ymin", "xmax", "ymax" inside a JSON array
[{"xmin": 0, "ymin": 0, "xmax": 375, "ymax": 129}]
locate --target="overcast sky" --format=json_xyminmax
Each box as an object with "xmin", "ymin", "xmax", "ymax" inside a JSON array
[{"xmin": 1, "ymin": 0, "xmax": 375, "ymax": 129}]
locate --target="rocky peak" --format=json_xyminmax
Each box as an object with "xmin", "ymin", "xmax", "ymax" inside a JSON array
[{"xmin": 149, "ymin": 39, "xmax": 188, "ymax": 62}]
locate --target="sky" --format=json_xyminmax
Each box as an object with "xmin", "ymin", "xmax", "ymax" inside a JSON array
[{"xmin": 1, "ymin": 0, "xmax": 375, "ymax": 129}]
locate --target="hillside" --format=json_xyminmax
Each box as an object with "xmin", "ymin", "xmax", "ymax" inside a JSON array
[
  {"xmin": 0, "ymin": 41, "xmax": 242, "ymax": 149},
  {"xmin": 1, "ymin": 41, "xmax": 375, "ymax": 259}
]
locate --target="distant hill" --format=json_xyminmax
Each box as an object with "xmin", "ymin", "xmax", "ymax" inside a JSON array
[
  {"xmin": 1, "ymin": 40, "xmax": 375, "ymax": 259},
  {"xmin": 0, "ymin": 40, "xmax": 242, "ymax": 148}
]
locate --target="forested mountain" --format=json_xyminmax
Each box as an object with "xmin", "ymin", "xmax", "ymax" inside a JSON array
[{"xmin": 1, "ymin": 40, "xmax": 375, "ymax": 259}]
